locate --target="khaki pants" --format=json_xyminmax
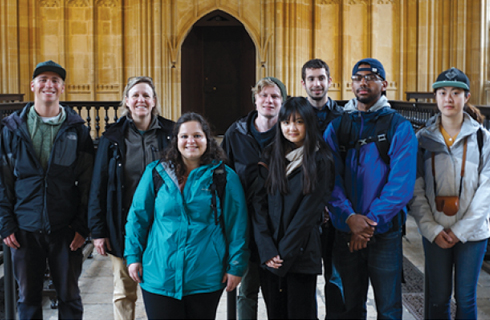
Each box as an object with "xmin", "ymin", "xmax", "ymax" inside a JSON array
[{"xmin": 110, "ymin": 254, "xmax": 138, "ymax": 320}]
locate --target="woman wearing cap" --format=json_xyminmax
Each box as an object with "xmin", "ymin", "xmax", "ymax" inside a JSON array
[
  {"xmin": 88, "ymin": 76, "xmax": 174, "ymax": 320},
  {"xmin": 410, "ymin": 68, "xmax": 490, "ymax": 319},
  {"xmin": 252, "ymin": 97, "xmax": 335, "ymax": 319}
]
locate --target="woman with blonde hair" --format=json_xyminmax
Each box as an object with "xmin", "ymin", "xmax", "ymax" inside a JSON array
[{"xmin": 88, "ymin": 76, "xmax": 174, "ymax": 319}]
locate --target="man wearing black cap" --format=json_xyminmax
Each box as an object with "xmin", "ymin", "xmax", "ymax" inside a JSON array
[
  {"xmin": 0, "ymin": 60, "xmax": 94, "ymax": 319},
  {"xmin": 221, "ymin": 77, "xmax": 287, "ymax": 319},
  {"xmin": 324, "ymin": 58, "xmax": 418, "ymax": 318}
]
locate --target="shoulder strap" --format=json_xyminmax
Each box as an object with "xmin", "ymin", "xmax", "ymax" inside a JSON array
[
  {"xmin": 374, "ymin": 113, "xmax": 394, "ymax": 165},
  {"xmin": 211, "ymin": 162, "xmax": 229, "ymax": 273},
  {"xmin": 152, "ymin": 165, "xmax": 164, "ymax": 195},
  {"xmin": 477, "ymin": 127, "xmax": 484, "ymax": 156},
  {"xmin": 338, "ymin": 113, "xmax": 353, "ymax": 163},
  {"xmin": 211, "ymin": 162, "xmax": 227, "ymax": 225}
]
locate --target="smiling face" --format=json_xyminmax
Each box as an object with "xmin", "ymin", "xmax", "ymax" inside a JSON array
[
  {"xmin": 301, "ymin": 67, "xmax": 332, "ymax": 105},
  {"xmin": 125, "ymin": 83, "xmax": 156, "ymax": 120},
  {"xmin": 177, "ymin": 121, "xmax": 208, "ymax": 168},
  {"xmin": 31, "ymin": 72, "xmax": 65, "ymax": 104},
  {"xmin": 435, "ymin": 86, "xmax": 470, "ymax": 120},
  {"xmin": 281, "ymin": 112, "xmax": 306, "ymax": 147},
  {"xmin": 255, "ymin": 85, "xmax": 283, "ymax": 120}
]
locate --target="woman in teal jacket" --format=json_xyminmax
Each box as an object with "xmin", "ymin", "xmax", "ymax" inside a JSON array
[{"xmin": 124, "ymin": 112, "xmax": 249, "ymax": 319}]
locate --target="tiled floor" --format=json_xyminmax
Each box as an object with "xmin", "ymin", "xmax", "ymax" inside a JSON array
[{"xmin": 39, "ymin": 215, "xmax": 490, "ymax": 319}]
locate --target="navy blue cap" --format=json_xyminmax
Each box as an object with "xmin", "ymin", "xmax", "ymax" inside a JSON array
[
  {"xmin": 352, "ymin": 58, "xmax": 386, "ymax": 80},
  {"xmin": 32, "ymin": 60, "xmax": 66, "ymax": 81}
]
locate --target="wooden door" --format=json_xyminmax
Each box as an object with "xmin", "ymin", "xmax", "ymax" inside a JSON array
[{"xmin": 181, "ymin": 11, "xmax": 255, "ymax": 135}]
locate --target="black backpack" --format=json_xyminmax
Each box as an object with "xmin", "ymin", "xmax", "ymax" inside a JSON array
[{"xmin": 337, "ymin": 112, "xmax": 395, "ymax": 166}]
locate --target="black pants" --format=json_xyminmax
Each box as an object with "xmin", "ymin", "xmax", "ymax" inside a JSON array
[
  {"xmin": 12, "ymin": 228, "xmax": 83, "ymax": 320},
  {"xmin": 141, "ymin": 288, "xmax": 224, "ymax": 319},
  {"xmin": 259, "ymin": 268, "xmax": 317, "ymax": 319},
  {"xmin": 321, "ymin": 222, "xmax": 345, "ymax": 319}
]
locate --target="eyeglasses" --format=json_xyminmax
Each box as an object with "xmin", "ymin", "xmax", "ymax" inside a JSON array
[{"xmin": 351, "ymin": 74, "xmax": 382, "ymax": 82}]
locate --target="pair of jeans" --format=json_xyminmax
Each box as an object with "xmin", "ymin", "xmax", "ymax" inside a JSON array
[
  {"xmin": 333, "ymin": 229, "xmax": 403, "ymax": 319},
  {"xmin": 110, "ymin": 254, "xmax": 138, "ymax": 320},
  {"xmin": 423, "ymin": 237, "xmax": 488, "ymax": 319},
  {"xmin": 12, "ymin": 228, "xmax": 83, "ymax": 320},
  {"xmin": 141, "ymin": 288, "xmax": 223, "ymax": 319},
  {"xmin": 237, "ymin": 260, "xmax": 261, "ymax": 319}
]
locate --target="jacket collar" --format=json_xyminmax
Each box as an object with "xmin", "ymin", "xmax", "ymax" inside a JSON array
[{"xmin": 3, "ymin": 102, "xmax": 84, "ymax": 132}]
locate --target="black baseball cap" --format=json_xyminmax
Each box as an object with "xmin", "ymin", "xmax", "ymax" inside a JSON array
[
  {"xmin": 432, "ymin": 67, "xmax": 470, "ymax": 91},
  {"xmin": 32, "ymin": 60, "xmax": 66, "ymax": 81}
]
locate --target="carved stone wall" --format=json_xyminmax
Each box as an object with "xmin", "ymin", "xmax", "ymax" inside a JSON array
[{"xmin": 1, "ymin": 0, "xmax": 489, "ymax": 121}]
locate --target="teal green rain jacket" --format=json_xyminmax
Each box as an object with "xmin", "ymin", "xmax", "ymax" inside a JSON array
[{"xmin": 124, "ymin": 160, "xmax": 249, "ymax": 299}]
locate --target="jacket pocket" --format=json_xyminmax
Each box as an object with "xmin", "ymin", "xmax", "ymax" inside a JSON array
[{"xmin": 52, "ymin": 132, "xmax": 78, "ymax": 167}]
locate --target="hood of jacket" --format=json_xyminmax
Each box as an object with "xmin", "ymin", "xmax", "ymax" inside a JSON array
[{"xmin": 343, "ymin": 95, "xmax": 391, "ymax": 113}]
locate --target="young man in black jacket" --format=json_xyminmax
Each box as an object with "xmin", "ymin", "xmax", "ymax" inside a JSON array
[
  {"xmin": 301, "ymin": 59, "xmax": 344, "ymax": 319},
  {"xmin": 221, "ymin": 77, "xmax": 287, "ymax": 319},
  {"xmin": 0, "ymin": 60, "xmax": 94, "ymax": 319}
]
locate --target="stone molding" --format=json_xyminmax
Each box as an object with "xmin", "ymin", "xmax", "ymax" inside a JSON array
[
  {"xmin": 66, "ymin": 0, "xmax": 89, "ymax": 7},
  {"xmin": 39, "ymin": 0, "xmax": 60, "ymax": 7},
  {"xmin": 96, "ymin": 0, "xmax": 118, "ymax": 7}
]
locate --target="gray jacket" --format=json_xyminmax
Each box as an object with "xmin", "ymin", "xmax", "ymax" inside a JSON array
[{"xmin": 410, "ymin": 113, "xmax": 490, "ymax": 243}]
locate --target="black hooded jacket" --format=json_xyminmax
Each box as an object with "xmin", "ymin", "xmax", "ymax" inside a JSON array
[
  {"xmin": 0, "ymin": 103, "xmax": 94, "ymax": 238},
  {"xmin": 221, "ymin": 110, "xmax": 276, "ymax": 261}
]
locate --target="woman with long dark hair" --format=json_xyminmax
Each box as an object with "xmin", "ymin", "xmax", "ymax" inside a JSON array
[
  {"xmin": 124, "ymin": 112, "xmax": 249, "ymax": 319},
  {"xmin": 411, "ymin": 68, "xmax": 490, "ymax": 319},
  {"xmin": 253, "ymin": 97, "xmax": 335, "ymax": 319}
]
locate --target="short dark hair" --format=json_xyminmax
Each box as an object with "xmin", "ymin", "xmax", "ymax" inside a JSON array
[
  {"xmin": 163, "ymin": 112, "xmax": 227, "ymax": 179},
  {"xmin": 302, "ymin": 59, "xmax": 330, "ymax": 81}
]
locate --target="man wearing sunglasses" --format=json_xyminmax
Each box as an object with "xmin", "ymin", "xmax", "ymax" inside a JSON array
[{"xmin": 324, "ymin": 58, "xmax": 418, "ymax": 319}]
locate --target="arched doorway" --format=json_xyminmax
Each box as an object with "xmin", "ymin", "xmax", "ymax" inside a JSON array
[{"xmin": 181, "ymin": 11, "xmax": 256, "ymax": 135}]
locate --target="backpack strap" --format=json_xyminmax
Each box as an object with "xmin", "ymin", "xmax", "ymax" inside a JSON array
[
  {"xmin": 374, "ymin": 113, "xmax": 394, "ymax": 166},
  {"xmin": 338, "ymin": 113, "xmax": 353, "ymax": 164},
  {"xmin": 211, "ymin": 162, "xmax": 227, "ymax": 225},
  {"xmin": 210, "ymin": 162, "xmax": 229, "ymax": 272},
  {"xmin": 152, "ymin": 164, "xmax": 164, "ymax": 195},
  {"xmin": 337, "ymin": 112, "xmax": 394, "ymax": 166},
  {"xmin": 477, "ymin": 127, "xmax": 484, "ymax": 156}
]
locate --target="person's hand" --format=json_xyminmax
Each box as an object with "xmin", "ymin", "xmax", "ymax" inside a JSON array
[
  {"xmin": 222, "ymin": 273, "xmax": 242, "ymax": 292},
  {"xmin": 349, "ymin": 233, "xmax": 369, "ymax": 253},
  {"xmin": 346, "ymin": 214, "xmax": 377, "ymax": 239},
  {"xmin": 434, "ymin": 230, "xmax": 455, "ymax": 249},
  {"xmin": 93, "ymin": 238, "xmax": 111, "ymax": 256},
  {"xmin": 265, "ymin": 255, "xmax": 283, "ymax": 269},
  {"xmin": 445, "ymin": 229, "xmax": 460, "ymax": 248},
  {"xmin": 70, "ymin": 232, "xmax": 85, "ymax": 251},
  {"xmin": 128, "ymin": 263, "xmax": 143, "ymax": 283},
  {"xmin": 3, "ymin": 233, "xmax": 20, "ymax": 249}
]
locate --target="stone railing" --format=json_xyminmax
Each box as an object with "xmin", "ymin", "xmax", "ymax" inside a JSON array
[
  {"xmin": 0, "ymin": 101, "xmax": 121, "ymax": 141},
  {"xmin": 1, "ymin": 100, "xmax": 490, "ymax": 138}
]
